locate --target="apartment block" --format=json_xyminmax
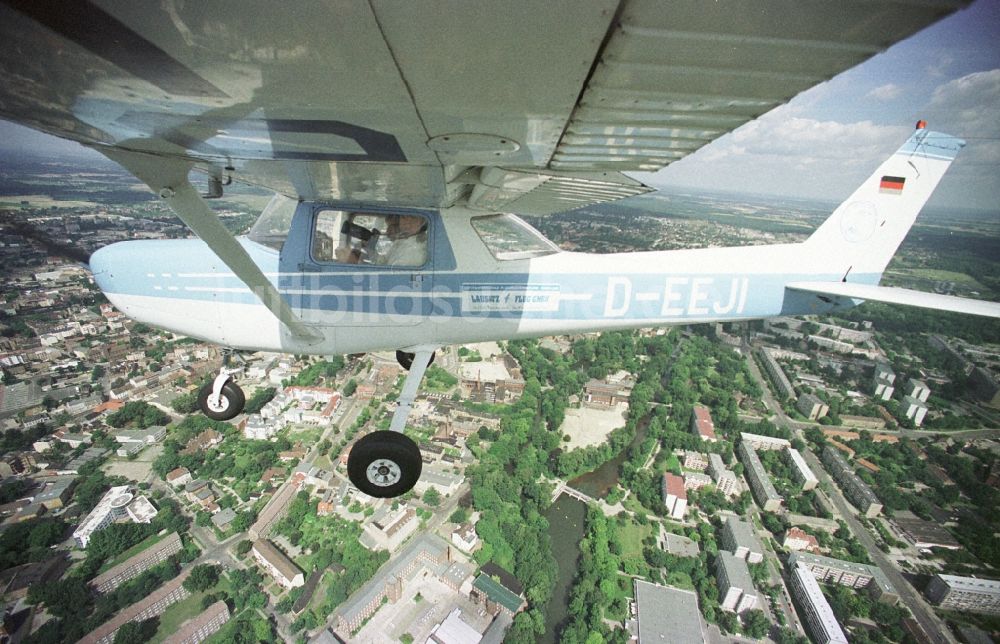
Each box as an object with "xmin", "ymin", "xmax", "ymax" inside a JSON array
[
  {"xmin": 739, "ymin": 432, "xmax": 790, "ymax": 451},
  {"xmin": 683, "ymin": 472, "xmax": 712, "ymax": 491},
  {"xmin": 707, "ymin": 453, "xmax": 739, "ymax": 497},
  {"xmin": 691, "ymin": 406, "xmax": 717, "ymax": 442},
  {"xmin": 925, "ymin": 574, "xmax": 1000, "ymax": 616},
  {"xmin": 757, "ymin": 348, "xmax": 796, "ymax": 400},
  {"xmin": 80, "ymin": 568, "xmax": 192, "ymax": 644},
  {"xmin": 821, "ymin": 446, "xmax": 883, "ymax": 518},
  {"xmin": 252, "ymin": 540, "xmax": 305, "ymax": 589},
  {"xmin": 162, "ymin": 601, "xmax": 231, "ymax": 644},
  {"xmin": 796, "ymin": 394, "xmax": 829, "ymax": 421},
  {"xmin": 662, "ymin": 473, "xmax": 687, "ymax": 521},
  {"xmin": 790, "ymin": 563, "xmax": 848, "ymax": 644},
  {"xmin": 716, "ymin": 551, "xmax": 758, "ymax": 614},
  {"xmin": 683, "ymin": 451, "xmax": 708, "ymax": 471},
  {"xmin": 91, "ymin": 532, "xmax": 183, "ymax": 593},
  {"xmin": 788, "ymin": 552, "xmax": 897, "ymax": 604},
  {"xmin": 738, "ymin": 441, "xmax": 782, "ymax": 512},
  {"xmin": 721, "ymin": 517, "xmax": 764, "ymax": 564},
  {"xmin": 785, "ymin": 448, "xmax": 819, "ymax": 491},
  {"xmin": 249, "ymin": 479, "xmax": 299, "ymax": 540}
]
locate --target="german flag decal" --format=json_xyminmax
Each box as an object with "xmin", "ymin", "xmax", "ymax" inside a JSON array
[{"xmin": 880, "ymin": 175, "xmax": 905, "ymax": 194}]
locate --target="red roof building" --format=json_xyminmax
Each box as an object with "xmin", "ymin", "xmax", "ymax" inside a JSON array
[{"xmin": 691, "ymin": 406, "xmax": 717, "ymax": 442}]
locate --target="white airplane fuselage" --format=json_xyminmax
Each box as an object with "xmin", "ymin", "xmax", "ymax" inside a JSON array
[{"xmin": 88, "ymin": 207, "xmax": 857, "ymax": 354}]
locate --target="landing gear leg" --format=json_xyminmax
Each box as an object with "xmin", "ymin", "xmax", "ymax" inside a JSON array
[
  {"xmin": 348, "ymin": 347, "xmax": 436, "ymax": 498},
  {"xmin": 197, "ymin": 352, "xmax": 246, "ymax": 421}
]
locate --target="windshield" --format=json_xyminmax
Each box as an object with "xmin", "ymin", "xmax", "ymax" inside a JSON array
[
  {"xmin": 471, "ymin": 214, "xmax": 559, "ymax": 260},
  {"xmin": 247, "ymin": 194, "xmax": 297, "ymax": 251}
]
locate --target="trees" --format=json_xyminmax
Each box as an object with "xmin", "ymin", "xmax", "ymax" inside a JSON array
[
  {"xmin": 183, "ymin": 564, "xmax": 220, "ymax": 592},
  {"xmin": 742, "ymin": 610, "xmax": 770, "ymax": 638},
  {"xmin": 106, "ymin": 401, "xmax": 169, "ymax": 429},
  {"xmin": 422, "ymin": 488, "xmax": 441, "ymax": 506}
]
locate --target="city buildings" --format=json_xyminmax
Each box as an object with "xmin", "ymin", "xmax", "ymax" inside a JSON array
[
  {"xmin": 739, "ymin": 431, "xmax": 790, "ymax": 451},
  {"xmin": 785, "ymin": 448, "xmax": 818, "ymax": 491},
  {"xmin": 783, "ymin": 527, "xmax": 820, "ymax": 553},
  {"xmin": 716, "ymin": 551, "xmax": 758, "ymax": 613},
  {"xmin": 684, "ymin": 451, "xmax": 708, "ymax": 471},
  {"xmin": 821, "ymin": 446, "xmax": 883, "ymax": 518},
  {"xmin": 737, "ymin": 441, "xmax": 782, "ymax": 512},
  {"xmin": 873, "ymin": 363, "xmax": 895, "ymax": 401},
  {"xmin": 632, "ymin": 579, "xmax": 705, "ymax": 643},
  {"xmin": 252, "ymin": 539, "xmax": 305, "ymax": 589},
  {"xmin": 249, "ymin": 479, "xmax": 300, "ymax": 540},
  {"xmin": 925, "ymin": 574, "xmax": 1000, "ymax": 616},
  {"xmin": 757, "ymin": 347, "xmax": 796, "ymax": 400},
  {"xmin": 796, "ymin": 393, "xmax": 829, "ymax": 421},
  {"xmin": 80, "ymin": 568, "xmax": 193, "ymax": 644},
  {"xmin": 720, "ymin": 517, "xmax": 764, "ymax": 564},
  {"xmin": 661, "ymin": 473, "xmax": 687, "ymax": 520},
  {"xmin": 165, "ymin": 467, "xmax": 192, "ymax": 487},
  {"xmin": 334, "ymin": 535, "xmax": 474, "ymax": 635},
  {"xmin": 72, "ymin": 486, "xmax": 158, "ymax": 548},
  {"xmin": 91, "ymin": 532, "xmax": 183, "ymax": 593},
  {"xmin": 162, "ymin": 600, "xmax": 231, "ymax": 644},
  {"xmin": 901, "ymin": 396, "xmax": 929, "ymax": 427},
  {"xmin": 788, "ymin": 552, "xmax": 898, "ymax": 604},
  {"xmin": 790, "ymin": 563, "xmax": 849, "ymax": 644},
  {"xmin": 707, "ymin": 453, "xmax": 739, "ymax": 497},
  {"xmin": 690, "ymin": 406, "xmax": 717, "ymax": 442},
  {"xmin": 361, "ymin": 505, "xmax": 419, "ymax": 551},
  {"xmin": 683, "ymin": 472, "xmax": 712, "ymax": 490}
]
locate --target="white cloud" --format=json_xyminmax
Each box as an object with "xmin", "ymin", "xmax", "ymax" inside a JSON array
[{"xmin": 866, "ymin": 83, "xmax": 903, "ymax": 101}]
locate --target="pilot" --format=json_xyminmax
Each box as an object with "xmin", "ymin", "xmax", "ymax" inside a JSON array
[{"xmin": 377, "ymin": 215, "xmax": 427, "ymax": 266}]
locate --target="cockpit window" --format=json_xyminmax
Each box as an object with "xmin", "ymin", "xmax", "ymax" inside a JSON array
[
  {"xmin": 247, "ymin": 194, "xmax": 297, "ymax": 251},
  {"xmin": 471, "ymin": 214, "xmax": 559, "ymax": 260},
  {"xmin": 312, "ymin": 210, "xmax": 428, "ymax": 267}
]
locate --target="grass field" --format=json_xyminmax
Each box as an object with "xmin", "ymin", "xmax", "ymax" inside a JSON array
[{"xmin": 617, "ymin": 520, "xmax": 652, "ymax": 560}]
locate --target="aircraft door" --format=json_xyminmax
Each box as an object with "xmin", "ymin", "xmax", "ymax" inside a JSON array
[{"xmin": 288, "ymin": 207, "xmax": 434, "ymax": 330}]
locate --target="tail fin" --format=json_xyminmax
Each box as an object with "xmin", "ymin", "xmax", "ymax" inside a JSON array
[{"xmin": 804, "ymin": 125, "xmax": 964, "ymax": 282}]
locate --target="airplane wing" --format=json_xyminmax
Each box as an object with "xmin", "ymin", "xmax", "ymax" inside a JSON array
[
  {"xmin": 0, "ymin": 1, "xmax": 968, "ymax": 215},
  {"xmin": 787, "ymin": 282, "xmax": 1000, "ymax": 319}
]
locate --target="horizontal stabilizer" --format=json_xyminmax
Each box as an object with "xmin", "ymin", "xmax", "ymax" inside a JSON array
[{"xmin": 787, "ymin": 282, "xmax": 1000, "ymax": 319}]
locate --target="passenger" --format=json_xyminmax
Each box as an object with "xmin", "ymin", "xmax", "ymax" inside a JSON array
[{"xmin": 377, "ymin": 215, "xmax": 427, "ymax": 266}]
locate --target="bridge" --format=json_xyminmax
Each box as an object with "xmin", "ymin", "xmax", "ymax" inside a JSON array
[{"xmin": 549, "ymin": 479, "xmax": 598, "ymax": 505}]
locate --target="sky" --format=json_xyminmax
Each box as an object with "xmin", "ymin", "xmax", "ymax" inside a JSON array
[
  {"xmin": 637, "ymin": 0, "xmax": 1000, "ymax": 211},
  {"xmin": 1, "ymin": 0, "xmax": 998, "ymax": 212}
]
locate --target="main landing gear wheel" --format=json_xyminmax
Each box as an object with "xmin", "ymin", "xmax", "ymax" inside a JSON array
[
  {"xmin": 347, "ymin": 430, "xmax": 422, "ymax": 498},
  {"xmin": 396, "ymin": 350, "xmax": 435, "ymax": 371},
  {"xmin": 197, "ymin": 380, "xmax": 245, "ymax": 421}
]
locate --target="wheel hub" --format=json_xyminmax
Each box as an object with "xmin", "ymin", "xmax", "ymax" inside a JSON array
[
  {"xmin": 366, "ymin": 458, "xmax": 402, "ymax": 487},
  {"xmin": 206, "ymin": 395, "xmax": 229, "ymax": 413}
]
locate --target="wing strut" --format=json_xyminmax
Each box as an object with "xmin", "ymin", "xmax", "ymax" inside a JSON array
[
  {"xmin": 102, "ymin": 149, "xmax": 323, "ymax": 345},
  {"xmin": 389, "ymin": 347, "xmax": 437, "ymax": 433}
]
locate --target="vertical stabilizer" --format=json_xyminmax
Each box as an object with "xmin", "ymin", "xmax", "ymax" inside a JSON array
[{"xmin": 804, "ymin": 125, "xmax": 964, "ymax": 282}]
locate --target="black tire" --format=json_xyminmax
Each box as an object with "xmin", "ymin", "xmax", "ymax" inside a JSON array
[
  {"xmin": 197, "ymin": 380, "xmax": 245, "ymax": 421},
  {"xmin": 347, "ymin": 430, "xmax": 422, "ymax": 498},
  {"xmin": 395, "ymin": 350, "xmax": 435, "ymax": 371}
]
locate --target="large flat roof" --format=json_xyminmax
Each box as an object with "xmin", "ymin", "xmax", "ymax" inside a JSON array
[{"xmin": 634, "ymin": 579, "xmax": 704, "ymax": 643}]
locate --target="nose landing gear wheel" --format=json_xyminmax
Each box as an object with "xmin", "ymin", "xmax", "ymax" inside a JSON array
[
  {"xmin": 347, "ymin": 430, "xmax": 422, "ymax": 498},
  {"xmin": 197, "ymin": 380, "xmax": 245, "ymax": 421}
]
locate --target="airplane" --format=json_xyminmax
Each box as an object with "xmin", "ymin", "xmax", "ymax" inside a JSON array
[{"xmin": 1, "ymin": 1, "xmax": 996, "ymax": 498}]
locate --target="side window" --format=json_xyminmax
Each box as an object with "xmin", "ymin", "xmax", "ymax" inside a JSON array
[{"xmin": 312, "ymin": 211, "xmax": 428, "ymax": 267}]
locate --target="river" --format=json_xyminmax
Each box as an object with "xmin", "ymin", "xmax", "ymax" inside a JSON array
[
  {"xmin": 541, "ymin": 415, "xmax": 651, "ymax": 641},
  {"xmin": 567, "ymin": 416, "xmax": 651, "ymax": 498}
]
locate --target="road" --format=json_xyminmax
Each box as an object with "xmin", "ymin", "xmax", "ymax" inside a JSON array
[
  {"xmin": 800, "ymin": 448, "xmax": 956, "ymax": 644},
  {"xmin": 741, "ymin": 339, "xmax": 955, "ymax": 643}
]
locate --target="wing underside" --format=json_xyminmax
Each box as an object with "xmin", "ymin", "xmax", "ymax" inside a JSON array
[{"xmin": 0, "ymin": 0, "xmax": 968, "ymax": 214}]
